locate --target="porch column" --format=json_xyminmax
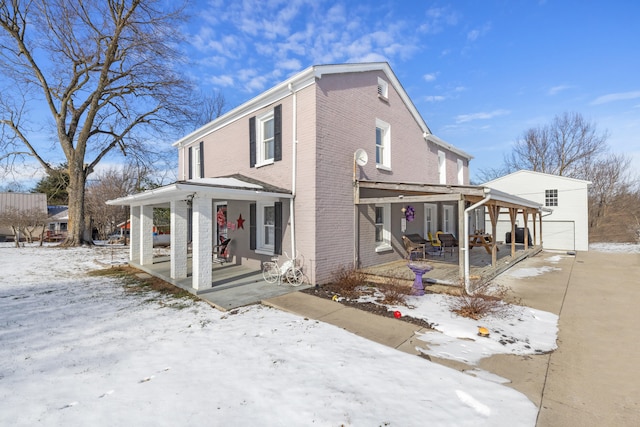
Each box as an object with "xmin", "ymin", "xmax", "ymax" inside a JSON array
[
  {"xmin": 457, "ymin": 198, "xmax": 465, "ymax": 278},
  {"xmin": 170, "ymin": 199, "xmax": 188, "ymax": 279},
  {"xmin": 130, "ymin": 206, "xmax": 141, "ymax": 263},
  {"xmin": 140, "ymin": 205, "xmax": 154, "ymax": 266},
  {"xmin": 192, "ymin": 196, "xmax": 212, "ymax": 291}
]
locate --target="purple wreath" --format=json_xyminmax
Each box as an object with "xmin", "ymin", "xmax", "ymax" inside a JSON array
[{"xmin": 405, "ymin": 205, "xmax": 415, "ymax": 222}]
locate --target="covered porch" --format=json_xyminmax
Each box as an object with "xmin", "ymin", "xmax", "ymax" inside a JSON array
[
  {"xmin": 107, "ymin": 175, "xmax": 294, "ymax": 295},
  {"xmin": 355, "ymin": 180, "xmax": 548, "ymax": 292}
]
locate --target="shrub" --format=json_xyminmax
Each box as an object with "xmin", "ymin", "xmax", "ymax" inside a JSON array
[
  {"xmin": 327, "ymin": 265, "xmax": 369, "ymax": 299},
  {"xmin": 376, "ymin": 277, "xmax": 408, "ymax": 306},
  {"xmin": 449, "ymin": 285, "xmax": 515, "ymax": 320}
]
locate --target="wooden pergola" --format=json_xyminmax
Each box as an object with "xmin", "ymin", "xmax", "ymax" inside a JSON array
[{"xmin": 355, "ymin": 180, "xmax": 548, "ymax": 290}]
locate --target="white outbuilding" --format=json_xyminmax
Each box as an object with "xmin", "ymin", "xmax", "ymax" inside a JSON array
[{"xmin": 483, "ymin": 170, "xmax": 591, "ymax": 252}]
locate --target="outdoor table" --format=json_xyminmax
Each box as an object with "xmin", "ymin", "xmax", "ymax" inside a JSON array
[{"xmin": 468, "ymin": 233, "xmax": 497, "ymax": 254}]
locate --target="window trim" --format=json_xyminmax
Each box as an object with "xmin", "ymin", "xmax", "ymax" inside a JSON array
[
  {"xmin": 375, "ymin": 118, "xmax": 391, "ymax": 170},
  {"xmin": 438, "ymin": 150, "xmax": 446, "ymax": 184},
  {"xmin": 255, "ymin": 201, "xmax": 275, "ymax": 254},
  {"xmin": 545, "ymin": 189, "xmax": 558, "ymax": 207},
  {"xmin": 255, "ymin": 110, "xmax": 275, "ymax": 168},
  {"xmin": 374, "ymin": 203, "xmax": 392, "ymax": 252},
  {"xmin": 457, "ymin": 159, "xmax": 464, "ymax": 185}
]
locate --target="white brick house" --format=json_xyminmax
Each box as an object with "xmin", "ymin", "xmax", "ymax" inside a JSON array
[
  {"xmin": 109, "ymin": 63, "xmax": 544, "ymax": 292},
  {"xmin": 484, "ymin": 170, "xmax": 591, "ymax": 251}
]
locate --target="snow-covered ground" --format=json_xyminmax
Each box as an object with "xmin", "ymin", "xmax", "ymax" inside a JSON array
[{"xmin": 0, "ymin": 243, "xmax": 544, "ymax": 426}]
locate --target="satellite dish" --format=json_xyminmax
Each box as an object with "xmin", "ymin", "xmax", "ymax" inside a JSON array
[{"xmin": 354, "ymin": 149, "xmax": 368, "ymax": 166}]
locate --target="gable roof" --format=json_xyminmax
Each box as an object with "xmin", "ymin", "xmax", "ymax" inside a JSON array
[
  {"xmin": 173, "ymin": 62, "xmax": 472, "ymax": 160},
  {"xmin": 484, "ymin": 170, "xmax": 592, "ymax": 186}
]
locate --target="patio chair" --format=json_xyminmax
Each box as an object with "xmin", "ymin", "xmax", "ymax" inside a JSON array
[
  {"xmin": 213, "ymin": 237, "xmax": 231, "ymax": 264},
  {"xmin": 402, "ymin": 235, "xmax": 425, "ymax": 260},
  {"xmin": 428, "ymin": 232, "xmax": 443, "ymax": 256},
  {"xmin": 438, "ymin": 233, "xmax": 459, "ymax": 256}
]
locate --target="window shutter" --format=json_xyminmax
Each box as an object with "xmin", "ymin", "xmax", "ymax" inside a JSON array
[
  {"xmin": 249, "ymin": 116, "xmax": 256, "ymax": 168},
  {"xmin": 249, "ymin": 203, "xmax": 256, "ymax": 250},
  {"xmin": 274, "ymin": 104, "xmax": 282, "ymax": 162},
  {"xmin": 199, "ymin": 141, "xmax": 204, "ymax": 178},
  {"xmin": 188, "ymin": 146, "xmax": 193, "ymax": 180},
  {"xmin": 274, "ymin": 201, "xmax": 282, "ymax": 255}
]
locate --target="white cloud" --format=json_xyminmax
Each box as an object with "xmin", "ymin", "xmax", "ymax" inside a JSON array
[
  {"xmin": 456, "ymin": 109, "xmax": 510, "ymax": 123},
  {"xmin": 548, "ymin": 85, "xmax": 572, "ymax": 95},
  {"xmin": 590, "ymin": 90, "xmax": 640, "ymax": 105},
  {"xmin": 423, "ymin": 73, "xmax": 438, "ymax": 82},
  {"xmin": 425, "ymin": 95, "xmax": 446, "ymax": 102},
  {"xmin": 209, "ymin": 75, "xmax": 234, "ymax": 87},
  {"xmin": 467, "ymin": 23, "xmax": 492, "ymax": 42}
]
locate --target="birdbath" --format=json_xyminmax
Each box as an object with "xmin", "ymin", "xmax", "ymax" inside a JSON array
[{"xmin": 408, "ymin": 262, "xmax": 432, "ymax": 296}]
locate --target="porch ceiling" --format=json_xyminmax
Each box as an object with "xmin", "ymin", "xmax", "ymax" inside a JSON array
[{"xmin": 107, "ymin": 175, "xmax": 293, "ymax": 207}]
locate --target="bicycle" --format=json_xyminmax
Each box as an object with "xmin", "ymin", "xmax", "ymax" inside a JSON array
[{"xmin": 262, "ymin": 251, "xmax": 306, "ymax": 286}]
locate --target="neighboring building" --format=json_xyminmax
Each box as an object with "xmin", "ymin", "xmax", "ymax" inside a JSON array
[
  {"xmin": 0, "ymin": 192, "xmax": 48, "ymax": 241},
  {"xmin": 484, "ymin": 170, "xmax": 591, "ymax": 251},
  {"xmin": 46, "ymin": 205, "xmax": 69, "ymax": 241},
  {"xmin": 109, "ymin": 63, "xmax": 543, "ymax": 292}
]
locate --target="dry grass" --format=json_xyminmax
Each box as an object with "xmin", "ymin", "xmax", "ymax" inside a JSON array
[
  {"xmin": 89, "ymin": 266, "xmax": 197, "ymax": 302},
  {"xmin": 448, "ymin": 285, "xmax": 517, "ymax": 320}
]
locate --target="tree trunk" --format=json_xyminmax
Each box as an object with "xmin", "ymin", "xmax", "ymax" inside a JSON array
[{"xmin": 62, "ymin": 161, "xmax": 91, "ymax": 246}]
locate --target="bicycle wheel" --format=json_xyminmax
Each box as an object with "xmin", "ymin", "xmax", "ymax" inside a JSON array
[
  {"xmin": 262, "ymin": 263, "xmax": 279, "ymax": 283},
  {"xmin": 284, "ymin": 267, "xmax": 305, "ymax": 287}
]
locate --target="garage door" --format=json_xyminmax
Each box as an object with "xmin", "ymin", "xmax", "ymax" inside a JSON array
[{"xmin": 542, "ymin": 221, "xmax": 575, "ymax": 251}]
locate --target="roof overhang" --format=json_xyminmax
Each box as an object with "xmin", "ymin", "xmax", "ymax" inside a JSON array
[
  {"xmin": 356, "ymin": 180, "xmax": 546, "ymax": 212},
  {"xmin": 107, "ymin": 176, "xmax": 293, "ymax": 207}
]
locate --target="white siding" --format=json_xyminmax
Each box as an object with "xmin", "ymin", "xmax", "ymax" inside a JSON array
[{"xmin": 484, "ymin": 171, "xmax": 590, "ymax": 251}]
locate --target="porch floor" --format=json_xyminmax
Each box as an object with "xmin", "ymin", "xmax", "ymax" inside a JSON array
[
  {"xmin": 130, "ymin": 256, "xmax": 310, "ymax": 311},
  {"xmin": 360, "ymin": 243, "xmax": 542, "ymax": 288}
]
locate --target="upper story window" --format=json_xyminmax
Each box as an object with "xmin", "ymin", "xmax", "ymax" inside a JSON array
[
  {"xmin": 257, "ymin": 111, "xmax": 274, "ymax": 165},
  {"xmin": 545, "ymin": 189, "xmax": 558, "ymax": 207},
  {"xmin": 457, "ymin": 159, "xmax": 464, "ymax": 184},
  {"xmin": 377, "ymin": 77, "xmax": 389, "ymax": 100},
  {"xmin": 438, "ymin": 150, "xmax": 446, "ymax": 184},
  {"xmin": 375, "ymin": 119, "xmax": 391, "ymax": 170},
  {"xmin": 249, "ymin": 104, "xmax": 282, "ymax": 168},
  {"xmin": 188, "ymin": 141, "xmax": 204, "ymax": 179}
]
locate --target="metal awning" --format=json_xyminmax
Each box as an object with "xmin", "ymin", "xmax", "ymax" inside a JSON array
[{"xmin": 107, "ymin": 174, "xmax": 293, "ymax": 207}]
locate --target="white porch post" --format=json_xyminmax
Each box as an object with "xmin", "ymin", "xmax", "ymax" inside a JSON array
[
  {"xmin": 130, "ymin": 206, "xmax": 141, "ymax": 263},
  {"xmin": 192, "ymin": 196, "xmax": 212, "ymax": 290},
  {"xmin": 170, "ymin": 199, "xmax": 188, "ymax": 279},
  {"xmin": 140, "ymin": 205, "xmax": 154, "ymax": 265}
]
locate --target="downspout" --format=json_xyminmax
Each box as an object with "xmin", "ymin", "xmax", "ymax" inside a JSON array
[
  {"xmin": 463, "ymin": 188, "xmax": 492, "ymax": 294},
  {"xmin": 288, "ymin": 83, "xmax": 297, "ymax": 258}
]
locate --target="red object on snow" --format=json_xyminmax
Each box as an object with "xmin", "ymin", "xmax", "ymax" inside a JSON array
[{"xmin": 394, "ymin": 311, "xmax": 402, "ymax": 318}]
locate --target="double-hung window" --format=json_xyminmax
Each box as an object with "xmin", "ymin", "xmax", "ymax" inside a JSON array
[
  {"xmin": 438, "ymin": 150, "xmax": 446, "ymax": 184},
  {"xmin": 250, "ymin": 201, "xmax": 282, "ymax": 255},
  {"xmin": 374, "ymin": 204, "xmax": 391, "ymax": 252},
  {"xmin": 257, "ymin": 111, "xmax": 275, "ymax": 166},
  {"xmin": 375, "ymin": 119, "xmax": 391, "ymax": 170},
  {"xmin": 250, "ymin": 105, "xmax": 282, "ymax": 168},
  {"xmin": 545, "ymin": 189, "xmax": 558, "ymax": 207}
]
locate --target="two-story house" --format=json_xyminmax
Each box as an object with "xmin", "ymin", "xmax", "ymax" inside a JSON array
[{"xmin": 109, "ymin": 62, "xmax": 544, "ymax": 294}]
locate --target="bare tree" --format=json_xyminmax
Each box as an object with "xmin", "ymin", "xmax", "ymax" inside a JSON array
[
  {"xmin": 504, "ymin": 112, "xmax": 609, "ymax": 177},
  {"xmin": 479, "ymin": 111, "xmax": 638, "ymax": 242},
  {"xmin": 85, "ymin": 165, "xmax": 146, "ymax": 240},
  {"xmin": 0, "ymin": 0, "xmax": 192, "ymax": 246},
  {"xmin": 193, "ymin": 90, "xmax": 228, "ymax": 129},
  {"xmin": 0, "ymin": 206, "xmax": 48, "ymax": 247}
]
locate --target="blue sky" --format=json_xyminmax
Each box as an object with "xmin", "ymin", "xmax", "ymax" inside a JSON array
[{"xmin": 182, "ymin": 0, "xmax": 640, "ymax": 182}]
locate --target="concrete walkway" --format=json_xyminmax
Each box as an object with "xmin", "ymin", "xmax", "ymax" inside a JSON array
[{"xmin": 264, "ymin": 250, "xmax": 640, "ymax": 426}]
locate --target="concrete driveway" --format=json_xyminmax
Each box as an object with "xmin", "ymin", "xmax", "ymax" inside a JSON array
[{"xmin": 495, "ymin": 250, "xmax": 640, "ymax": 426}]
